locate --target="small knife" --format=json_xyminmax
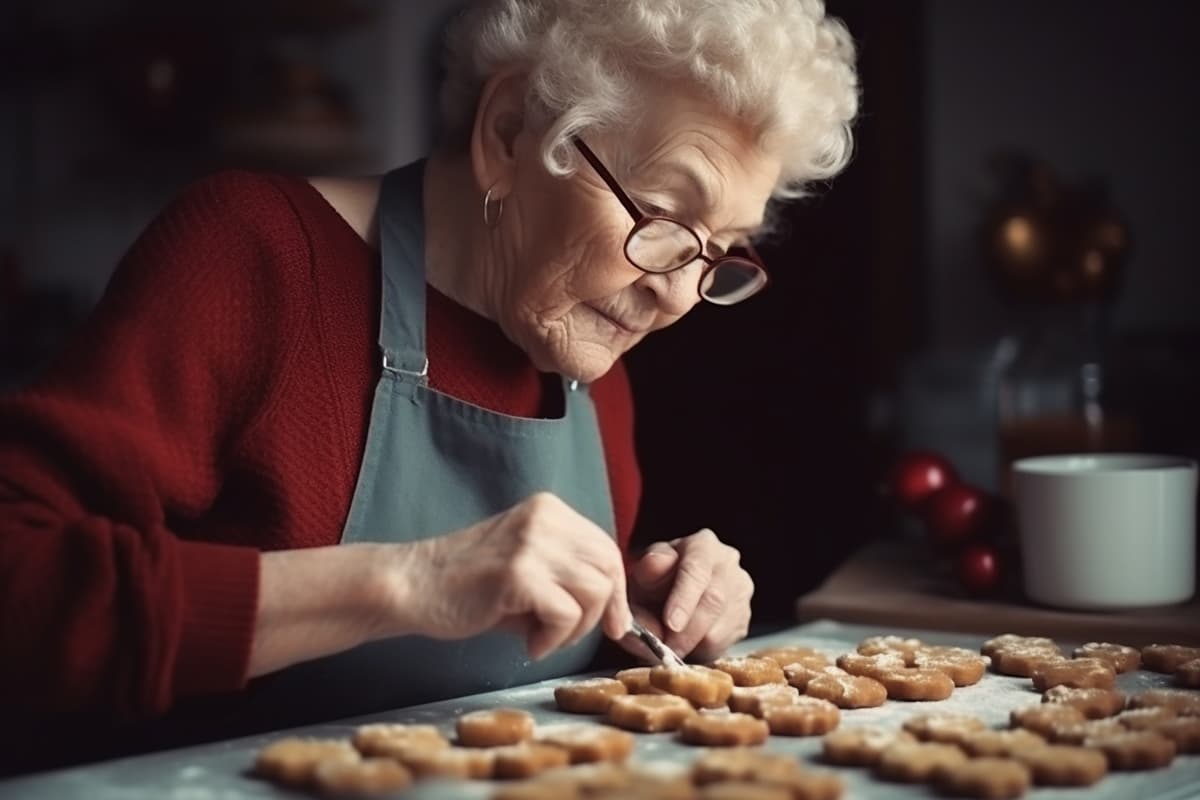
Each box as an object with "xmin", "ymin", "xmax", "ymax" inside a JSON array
[{"xmin": 628, "ymin": 618, "xmax": 687, "ymax": 668}]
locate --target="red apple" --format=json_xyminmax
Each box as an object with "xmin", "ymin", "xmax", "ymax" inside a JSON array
[
  {"xmin": 888, "ymin": 450, "xmax": 959, "ymax": 511},
  {"xmin": 957, "ymin": 542, "xmax": 1002, "ymax": 594},
  {"xmin": 922, "ymin": 483, "xmax": 991, "ymax": 546}
]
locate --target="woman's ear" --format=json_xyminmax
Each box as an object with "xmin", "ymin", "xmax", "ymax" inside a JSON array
[{"xmin": 469, "ymin": 68, "xmax": 529, "ymax": 199}]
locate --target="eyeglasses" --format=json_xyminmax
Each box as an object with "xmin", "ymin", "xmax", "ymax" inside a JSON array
[{"xmin": 572, "ymin": 138, "xmax": 769, "ymax": 306}]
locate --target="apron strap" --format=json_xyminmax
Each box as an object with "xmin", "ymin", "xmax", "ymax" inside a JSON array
[{"xmin": 378, "ymin": 161, "xmax": 430, "ymax": 378}]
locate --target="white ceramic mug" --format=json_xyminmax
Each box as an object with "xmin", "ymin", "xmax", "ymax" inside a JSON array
[{"xmin": 1013, "ymin": 453, "xmax": 1197, "ymax": 610}]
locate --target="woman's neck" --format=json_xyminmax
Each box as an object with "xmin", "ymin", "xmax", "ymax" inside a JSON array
[{"xmin": 422, "ymin": 151, "xmax": 497, "ymax": 323}]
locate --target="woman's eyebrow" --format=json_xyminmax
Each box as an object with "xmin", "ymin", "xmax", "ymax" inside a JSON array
[{"xmin": 652, "ymin": 163, "xmax": 763, "ymax": 235}]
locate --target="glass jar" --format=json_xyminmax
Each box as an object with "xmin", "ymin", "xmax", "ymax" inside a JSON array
[{"xmin": 996, "ymin": 301, "xmax": 1140, "ymax": 496}]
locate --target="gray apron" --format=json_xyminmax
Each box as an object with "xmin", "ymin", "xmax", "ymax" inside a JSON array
[{"xmin": 239, "ymin": 160, "xmax": 615, "ymax": 723}]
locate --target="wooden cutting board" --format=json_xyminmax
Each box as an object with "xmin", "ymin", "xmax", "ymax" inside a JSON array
[{"xmin": 796, "ymin": 538, "xmax": 1200, "ymax": 647}]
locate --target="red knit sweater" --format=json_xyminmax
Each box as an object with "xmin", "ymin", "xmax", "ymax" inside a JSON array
[{"xmin": 0, "ymin": 171, "xmax": 641, "ymax": 721}]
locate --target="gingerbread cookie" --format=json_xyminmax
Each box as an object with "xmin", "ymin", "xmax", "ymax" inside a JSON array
[
  {"xmin": 761, "ymin": 696, "xmax": 841, "ymax": 736},
  {"xmin": 1154, "ymin": 717, "xmax": 1200, "ymax": 753},
  {"xmin": 979, "ymin": 633, "xmax": 1056, "ymax": 652},
  {"xmin": 1011, "ymin": 744, "xmax": 1108, "ymax": 786},
  {"xmin": 749, "ymin": 645, "xmax": 830, "ymax": 670},
  {"xmin": 931, "ymin": 757, "xmax": 1031, "ymax": 799},
  {"xmin": 836, "ymin": 651, "xmax": 907, "ymax": 679},
  {"xmin": 457, "ymin": 708, "xmax": 536, "ymax": 747},
  {"xmin": 980, "ymin": 634, "xmax": 1058, "ymax": 658},
  {"xmin": 991, "ymin": 648, "xmax": 1065, "ymax": 678},
  {"xmin": 400, "ymin": 746, "xmax": 496, "ymax": 779},
  {"xmin": 691, "ymin": 748, "xmax": 807, "ymax": 785},
  {"xmin": 874, "ymin": 741, "xmax": 967, "ymax": 783},
  {"xmin": 529, "ymin": 764, "xmax": 694, "ymax": 800},
  {"xmin": 784, "ymin": 663, "xmax": 835, "ymax": 691},
  {"xmin": 878, "ymin": 667, "xmax": 955, "ymax": 701},
  {"xmin": 1115, "ymin": 706, "xmax": 1178, "ymax": 731},
  {"xmin": 805, "ymin": 668, "xmax": 888, "ymax": 708},
  {"xmin": 1142, "ymin": 643, "xmax": 1200, "ymax": 673},
  {"xmin": 727, "ymin": 684, "xmax": 801, "ymax": 716},
  {"xmin": 523, "ymin": 762, "xmax": 629, "ymax": 794},
  {"xmin": 351, "ymin": 723, "xmax": 449, "ymax": 759},
  {"xmin": 984, "ymin": 635, "xmax": 1063, "ymax": 678},
  {"xmin": 254, "ymin": 738, "xmax": 360, "ymax": 788},
  {"xmin": 710, "ymin": 656, "xmax": 786, "ymax": 686},
  {"xmin": 535, "ymin": 723, "xmax": 634, "ymax": 764},
  {"xmin": 490, "ymin": 781, "xmax": 576, "ymax": 800},
  {"xmin": 858, "ymin": 635, "xmax": 924, "ymax": 661},
  {"xmin": 311, "ymin": 757, "xmax": 413, "ymax": 797},
  {"xmin": 554, "ymin": 678, "xmax": 628, "ymax": 714},
  {"xmin": 1073, "ymin": 642, "xmax": 1140, "ymax": 673},
  {"xmin": 1009, "ymin": 704, "xmax": 1085, "ymax": 737},
  {"xmin": 1041, "ymin": 686, "xmax": 1125, "ymax": 719},
  {"xmin": 650, "ymin": 665, "xmax": 735, "ymax": 708},
  {"xmin": 1031, "ymin": 657, "xmax": 1115, "ymax": 691},
  {"xmin": 609, "ymin": 766, "xmax": 696, "ymax": 800},
  {"xmin": 606, "ymin": 693, "xmax": 695, "ymax": 732},
  {"xmin": 1127, "ymin": 688, "xmax": 1200, "ymax": 716},
  {"xmin": 743, "ymin": 772, "xmax": 843, "ymax": 800},
  {"xmin": 1177, "ymin": 658, "xmax": 1200, "ymax": 688},
  {"xmin": 696, "ymin": 782, "xmax": 794, "ymax": 800},
  {"xmin": 958, "ymin": 728, "xmax": 1045, "ymax": 758},
  {"xmin": 491, "ymin": 743, "xmax": 572, "ymax": 779},
  {"xmin": 1048, "ymin": 719, "xmax": 1125, "ymax": 745},
  {"xmin": 679, "ymin": 710, "xmax": 770, "ymax": 746},
  {"xmin": 785, "ymin": 772, "xmax": 844, "ymax": 800},
  {"xmin": 614, "ymin": 667, "xmax": 661, "ymax": 694},
  {"xmin": 696, "ymin": 758, "xmax": 844, "ymax": 800},
  {"xmin": 1082, "ymin": 730, "xmax": 1176, "ymax": 770},
  {"xmin": 912, "ymin": 646, "xmax": 988, "ymax": 687},
  {"xmin": 821, "ymin": 726, "xmax": 916, "ymax": 766},
  {"xmin": 902, "ymin": 713, "xmax": 987, "ymax": 745}
]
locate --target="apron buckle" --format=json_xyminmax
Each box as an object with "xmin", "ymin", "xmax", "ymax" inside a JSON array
[{"xmin": 382, "ymin": 352, "xmax": 430, "ymax": 380}]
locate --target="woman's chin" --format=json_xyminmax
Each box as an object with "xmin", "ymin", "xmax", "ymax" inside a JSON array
[{"xmin": 545, "ymin": 345, "xmax": 623, "ymax": 385}]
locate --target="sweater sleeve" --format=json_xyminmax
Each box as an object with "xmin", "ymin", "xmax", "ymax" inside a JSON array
[{"xmin": 0, "ymin": 172, "xmax": 310, "ymax": 718}]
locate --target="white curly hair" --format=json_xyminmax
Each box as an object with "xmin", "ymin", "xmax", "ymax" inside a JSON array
[{"xmin": 437, "ymin": 0, "xmax": 859, "ymax": 204}]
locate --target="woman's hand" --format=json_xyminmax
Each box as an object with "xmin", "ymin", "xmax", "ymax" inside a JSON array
[
  {"xmin": 621, "ymin": 529, "xmax": 753, "ymax": 662},
  {"xmin": 385, "ymin": 492, "xmax": 633, "ymax": 660}
]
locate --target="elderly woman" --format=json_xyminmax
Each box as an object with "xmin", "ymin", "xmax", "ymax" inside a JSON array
[{"xmin": 0, "ymin": 0, "xmax": 858, "ymax": 762}]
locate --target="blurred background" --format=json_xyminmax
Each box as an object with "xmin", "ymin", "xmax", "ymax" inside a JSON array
[{"xmin": 2, "ymin": 0, "xmax": 1197, "ymax": 624}]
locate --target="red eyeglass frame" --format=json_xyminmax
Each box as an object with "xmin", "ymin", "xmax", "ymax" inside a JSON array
[{"xmin": 571, "ymin": 137, "xmax": 770, "ymax": 304}]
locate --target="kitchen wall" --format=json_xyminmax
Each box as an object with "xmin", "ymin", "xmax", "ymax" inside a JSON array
[
  {"xmin": 924, "ymin": 0, "xmax": 1198, "ymax": 344},
  {"xmin": 2, "ymin": 0, "xmax": 464, "ymax": 305},
  {"xmin": 3, "ymin": 1, "xmax": 1195, "ymax": 619},
  {"xmin": 903, "ymin": 0, "xmax": 1200, "ymax": 490}
]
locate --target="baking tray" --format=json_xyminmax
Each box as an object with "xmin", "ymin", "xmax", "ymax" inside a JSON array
[{"xmin": 1, "ymin": 619, "xmax": 1196, "ymax": 799}]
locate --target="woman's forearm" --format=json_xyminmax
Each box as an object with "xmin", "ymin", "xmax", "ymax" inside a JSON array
[{"xmin": 247, "ymin": 543, "xmax": 416, "ymax": 678}]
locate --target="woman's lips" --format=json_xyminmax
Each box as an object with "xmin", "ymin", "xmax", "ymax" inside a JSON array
[{"xmin": 590, "ymin": 307, "xmax": 650, "ymax": 335}]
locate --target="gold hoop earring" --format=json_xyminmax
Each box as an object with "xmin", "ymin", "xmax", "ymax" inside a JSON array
[{"xmin": 483, "ymin": 183, "xmax": 505, "ymax": 228}]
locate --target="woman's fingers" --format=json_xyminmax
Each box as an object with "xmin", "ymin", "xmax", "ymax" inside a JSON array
[
  {"xmin": 661, "ymin": 529, "xmax": 721, "ymax": 633},
  {"xmin": 556, "ymin": 561, "xmax": 616, "ymax": 648},
  {"xmin": 688, "ymin": 574, "xmax": 754, "ymax": 660},
  {"xmin": 524, "ymin": 580, "xmax": 584, "ymax": 660},
  {"xmin": 424, "ymin": 493, "xmax": 633, "ymax": 658},
  {"xmin": 630, "ymin": 543, "xmax": 679, "ymax": 601},
  {"xmin": 515, "ymin": 494, "xmax": 631, "ymax": 651},
  {"xmin": 556, "ymin": 506, "xmax": 631, "ymax": 641},
  {"xmin": 628, "ymin": 529, "xmax": 752, "ymax": 658},
  {"xmin": 664, "ymin": 567, "xmax": 729, "ymax": 656}
]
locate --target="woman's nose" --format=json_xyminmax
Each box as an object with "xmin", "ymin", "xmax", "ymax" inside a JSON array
[{"xmin": 634, "ymin": 260, "xmax": 705, "ymax": 317}]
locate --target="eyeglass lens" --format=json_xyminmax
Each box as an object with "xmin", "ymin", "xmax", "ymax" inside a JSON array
[{"xmin": 627, "ymin": 218, "xmax": 765, "ymax": 303}]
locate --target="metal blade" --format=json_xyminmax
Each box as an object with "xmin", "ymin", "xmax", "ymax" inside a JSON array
[{"xmin": 628, "ymin": 618, "xmax": 686, "ymax": 668}]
